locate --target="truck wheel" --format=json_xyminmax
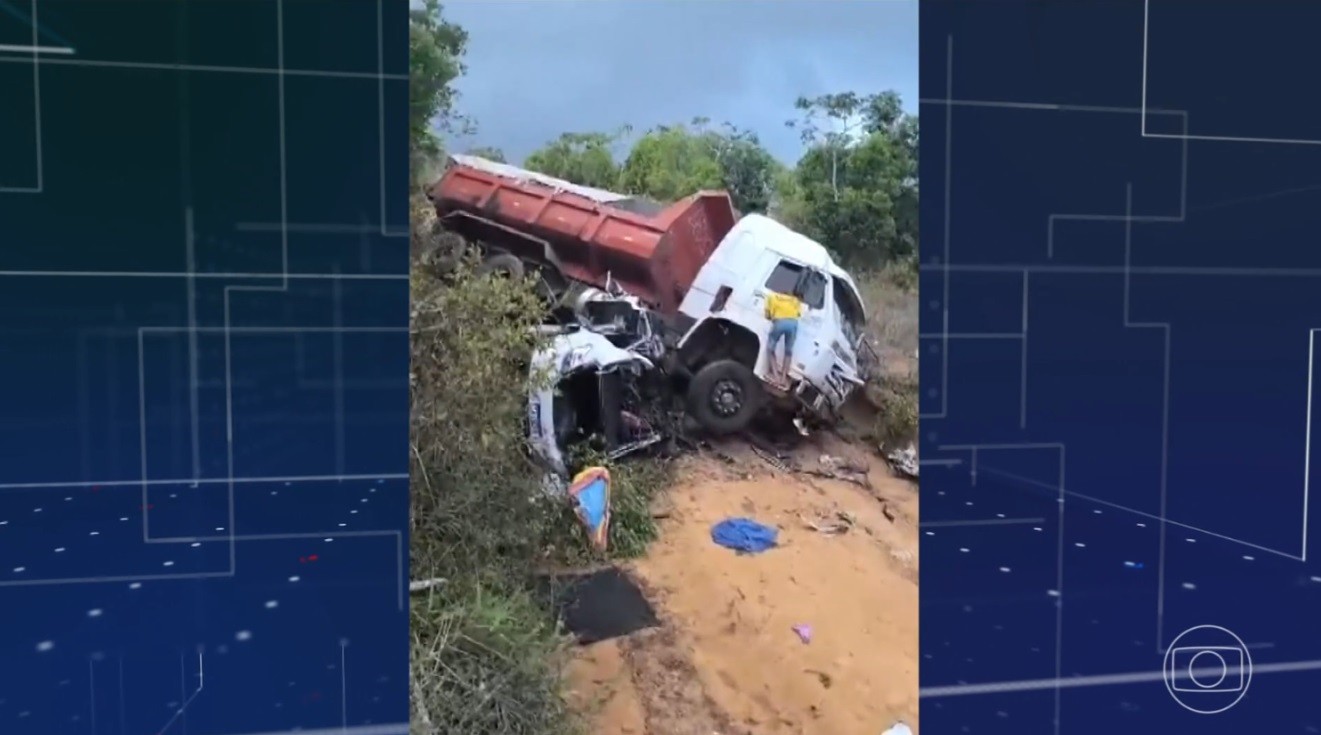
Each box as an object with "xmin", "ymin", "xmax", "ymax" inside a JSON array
[
  {"xmin": 687, "ymin": 360, "xmax": 761, "ymax": 435},
  {"xmin": 477, "ymin": 252, "xmax": 525, "ymax": 279}
]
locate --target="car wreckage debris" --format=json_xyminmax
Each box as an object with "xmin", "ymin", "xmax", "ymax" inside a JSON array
[
  {"xmin": 884, "ymin": 445, "xmax": 920, "ymax": 480},
  {"xmin": 524, "ymin": 288, "xmax": 901, "ymax": 554}
]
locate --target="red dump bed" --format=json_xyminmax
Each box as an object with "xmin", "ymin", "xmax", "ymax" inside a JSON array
[{"xmin": 427, "ymin": 156, "xmax": 738, "ymax": 316}]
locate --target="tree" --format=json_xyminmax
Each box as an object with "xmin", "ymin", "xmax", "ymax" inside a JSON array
[
  {"xmin": 409, "ymin": 0, "xmax": 468, "ymax": 182},
  {"xmin": 783, "ymin": 91, "xmax": 919, "ymax": 267},
  {"xmin": 619, "ymin": 123, "xmax": 723, "ymax": 204},
  {"xmin": 618, "ymin": 120, "xmax": 778, "ymax": 213},
  {"xmin": 523, "ymin": 131, "xmax": 626, "ymax": 189},
  {"xmin": 786, "ymin": 92, "xmax": 867, "ymax": 200},
  {"xmin": 700, "ymin": 122, "xmax": 779, "ymax": 214}
]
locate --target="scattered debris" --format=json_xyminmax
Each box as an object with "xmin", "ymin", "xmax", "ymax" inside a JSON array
[
  {"xmin": 800, "ymin": 510, "xmax": 855, "ymax": 536},
  {"xmin": 883, "ymin": 444, "xmax": 919, "ymax": 480},
  {"xmin": 568, "ymin": 467, "xmax": 612, "ymax": 552},
  {"xmin": 711, "ymin": 518, "xmax": 779, "ymax": 554},
  {"xmin": 801, "ymin": 454, "xmax": 874, "ymax": 489},
  {"xmin": 408, "ymin": 578, "xmax": 447, "ymax": 593},
  {"xmin": 528, "ymin": 325, "xmax": 665, "ymax": 495},
  {"xmin": 750, "ymin": 443, "xmax": 793, "ymax": 473},
  {"xmin": 791, "ymin": 623, "xmax": 814, "ymax": 644}
]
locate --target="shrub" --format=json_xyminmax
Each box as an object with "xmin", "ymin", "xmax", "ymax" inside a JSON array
[
  {"xmin": 854, "ymin": 265, "xmax": 919, "ymax": 447},
  {"xmin": 409, "ymin": 258, "xmax": 579, "ymax": 734},
  {"xmin": 408, "ymin": 256, "xmax": 671, "ymax": 733}
]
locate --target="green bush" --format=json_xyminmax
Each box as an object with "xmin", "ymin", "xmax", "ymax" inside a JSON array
[
  {"xmin": 853, "ymin": 267, "xmax": 919, "ymax": 447},
  {"xmin": 410, "ymin": 582, "xmax": 576, "ymax": 735},
  {"xmin": 410, "ymin": 258, "xmax": 578, "ymax": 734},
  {"xmin": 408, "ymin": 256, "xmax": 670, "ymax": 733},
  {"xmin": 410, "ymin": 256, "xmax": 554, "ymax": 580}
]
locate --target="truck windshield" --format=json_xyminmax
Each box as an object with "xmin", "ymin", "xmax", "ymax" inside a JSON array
[{"xmin": 832, "ymin": 280, "xmax": 867, "ymax": 347}]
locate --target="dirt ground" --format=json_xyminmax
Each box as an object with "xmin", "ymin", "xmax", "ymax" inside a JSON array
[{"xmin": 564, "ymin": 436, "xmax": 919, "ymax": 735}]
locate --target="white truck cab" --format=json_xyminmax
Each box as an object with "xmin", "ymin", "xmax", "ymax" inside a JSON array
[{"xmin": 671, "ymin": 214, "xmax": 870, "ymax": 433}]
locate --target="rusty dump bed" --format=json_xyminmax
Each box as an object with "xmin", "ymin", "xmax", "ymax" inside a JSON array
[{"xmin": 427, "ymin": 155, "xmax": 738, "ymax": 316}]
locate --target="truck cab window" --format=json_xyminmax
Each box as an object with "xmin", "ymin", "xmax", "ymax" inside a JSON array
[
  {"xmin": 832, "ymin": 279, "xmax": 867, "ymax": 346},
  {"xmin": 764, "ymin": 260, "xmax": 825, "ymax": 309},
  {"xmin": 799, "ymin": 270, "xmax": 828, "ymax": 309}
]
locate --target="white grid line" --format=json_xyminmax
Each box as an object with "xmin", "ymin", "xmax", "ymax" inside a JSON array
[
  {"xmin": 0, "ymin": 43, "xmax": 69, "ymax": 54},
  {"xmin": 0, "ymin": 54, "xmax": 408, "ymax": 79},
  {"xmin": 935, "ymin": 34, "xmax": 953, "ymax": 420},
  {"xmin": 1115, "ymin": 185, "xmax": 1176, "ymax": 652},
  {"xmin": 1140, "ymin": 0, "xmax": 1321, "ymax": 146},
  {"xmin": 0, "ymin": 0, "xmax": 409, "ymax": 610},
  {"xmin": 230, "ymin": 1, "xmax": 409, "ymax": 239},
  {"xmin": 1304, "ymin": 329, "xmax": 1317, "ymax": 563},
  {"xmin": 939, "ymin": 442, "xmax": 1067, "ymax": 732},
  {"xmin": 923, "ymin": 263, "xmax": 1321, "ymax": 277},
  {"xmin": 922, "ymin": 656, "xmax": 1321, "ymax": 699},
  {"xmin": 0, "ymin": 473, "xmax": 407, "ymax": 490},
  {"xmin": 1020, "ymin": 272, "xmax": 1029, "ymax": 428},
  {"xmin": 920, "ymin": 517, "xmax": 1046, "ymax": 528},
  {"xmin": 916, "ymin": 92, "xmax": 1188, "ymax": 425},
  {"xmin": 0, "ymin": 270, "xmax": 407, "ymax": 280},
  {"xmin": 185, "ymin": 208, "xmax": 201, "ymax": 479},
  {"xmin": 973, "ymin": 465, "xmax": 1305, "ymax": 562},
  {"xmin": 0, "ymin": 0, "xmax": 45, "ymax": 193},
  {"xmin": 917, "ymin": 98, "xmax": 1189, "ymax": 260},
  {"xmin": 155, "ymin": 651, "xmax": 203, "ymax": 735}
]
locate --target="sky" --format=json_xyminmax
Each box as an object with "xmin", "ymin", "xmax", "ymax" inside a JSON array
[{"xmin": 442, "ymin": 0, "xmax": 918, "ymax": 166}]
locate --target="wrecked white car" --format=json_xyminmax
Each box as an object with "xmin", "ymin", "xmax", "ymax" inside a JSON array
[{"xmin": 527, "ymin": 327, "xmax": 666, "ymax": 494}]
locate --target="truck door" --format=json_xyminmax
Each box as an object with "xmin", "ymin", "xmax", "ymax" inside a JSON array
[{"xmin": 758, "ymin": 258, "xmax": 831, "ymax": 378}]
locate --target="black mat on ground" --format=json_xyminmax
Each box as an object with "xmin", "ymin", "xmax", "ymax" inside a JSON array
[{"xmin": 535, "ymin": 566, "xmax": 659, "ymax": 645}]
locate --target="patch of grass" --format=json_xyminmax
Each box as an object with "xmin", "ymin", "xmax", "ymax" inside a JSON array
[
  {"xmin": 544, "ymin": 449, "xmax": 673, "ymax": 567},
  {"xmin": 866, "ymin": 372, "xmax": 919, "ymax": 447},
  {"xmin": 410, "ymin": 258, "xmax": 579, "ymax": 734},
  {"xmin": 409, "ymin": 256, "xmax": 674, "ymax": 733},
  {"xmin": 857, "ymin": 261, "xmax": 919, "ymax": 374},
  {"xmin": 853, "ymin": 264, "xmax": 919, "ymax": 447},
  {"xmin": 599, "ymin": 457, "xmax": 671, "ymax": 560},
  {"xmin": 410, "ymin": 580, "xmax": 579, "ymax": 735}
]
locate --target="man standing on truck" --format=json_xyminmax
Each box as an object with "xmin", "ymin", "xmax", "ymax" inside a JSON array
[{"xmin": 764, "ymin": 288, "xmax": 803, "ymax": 389}]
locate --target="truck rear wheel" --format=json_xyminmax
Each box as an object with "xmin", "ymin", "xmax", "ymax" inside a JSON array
[
  {"xmin": 477, "ymin": 252, "xmax": 525, "ymax": 278},
  {"xmin": 687, "ymin": 359, "xmax": 761, "ymax": 435}
]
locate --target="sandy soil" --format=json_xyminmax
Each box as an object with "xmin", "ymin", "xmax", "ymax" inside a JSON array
[{"xmin": 565, "ymin": 437, "xmax": 919, "ymax": 735}]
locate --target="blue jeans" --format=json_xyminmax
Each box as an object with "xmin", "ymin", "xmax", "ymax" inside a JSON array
[{"xmin": 768, "ymin": 318, "xmax": 798, "ymax": 359}]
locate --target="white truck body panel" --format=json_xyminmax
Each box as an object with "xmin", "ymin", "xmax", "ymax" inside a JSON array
[{"xmin": 676, "ymin": 213, "xmax": 868, "ymax": 413}]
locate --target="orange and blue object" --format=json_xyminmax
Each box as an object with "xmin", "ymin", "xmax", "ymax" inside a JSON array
[{"xmin": 568, "ymin": 467, "xmax": 612, "ymax": 551}]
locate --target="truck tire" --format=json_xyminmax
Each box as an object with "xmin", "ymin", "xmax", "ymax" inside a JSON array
[
  {"xmin": 477, "ymin": 252, "xmax": 525, "ymax": 279},
  {"xmin": 687, "ymin": 359, "xmax": 761, "ymax": 435}
]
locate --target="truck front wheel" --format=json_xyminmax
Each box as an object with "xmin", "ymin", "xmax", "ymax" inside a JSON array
[{"xmin": 687, "ymin": 360, "xmax": 761, "ymax": 435}]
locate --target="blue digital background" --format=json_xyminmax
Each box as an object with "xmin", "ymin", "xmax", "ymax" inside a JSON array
[
  {"xmin": 0, "ymin": 1, "xmax": 410, "ymax": 733},
  {"xmin": 920, "ymin": 1, "xmax": 1321, "ymax": 733}
]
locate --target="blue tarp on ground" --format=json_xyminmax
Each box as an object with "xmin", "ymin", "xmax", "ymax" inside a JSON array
[{"xmin": 710, "ymin": 517, "xmax": 778, "ymax": 554}]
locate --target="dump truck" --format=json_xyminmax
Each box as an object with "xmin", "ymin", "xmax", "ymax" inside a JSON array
[{"xmin": 427, "ymin": 154, "xmax": 871, "ymax": 435}]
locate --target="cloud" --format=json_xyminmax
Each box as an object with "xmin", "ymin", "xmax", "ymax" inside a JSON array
[{"xmin": 442, "ymin": 0, "xmax": 917, "ymax": 165}]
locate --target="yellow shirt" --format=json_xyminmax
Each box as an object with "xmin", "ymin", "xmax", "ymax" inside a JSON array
[{"xmin": 764, "ymin": 292, "xmax": 803, "ymax": 321}]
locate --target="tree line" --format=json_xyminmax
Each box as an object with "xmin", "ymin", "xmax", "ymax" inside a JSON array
[{"xmin": 410, "ymin": 0, "xmax": 918, "ymax": 270}]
